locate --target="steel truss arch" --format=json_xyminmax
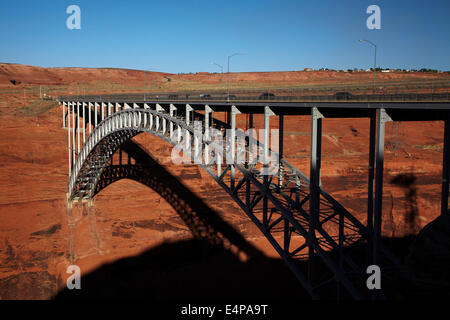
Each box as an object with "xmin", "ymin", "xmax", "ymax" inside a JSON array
[{"xmin": 68, "ymin": 107, "xmax": 397, "ymax": 300}]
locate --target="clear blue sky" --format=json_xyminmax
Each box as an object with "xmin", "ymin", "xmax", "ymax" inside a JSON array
[{"xmin": 0, "ymin": 0, "xmax": 449, "ymax": 73}]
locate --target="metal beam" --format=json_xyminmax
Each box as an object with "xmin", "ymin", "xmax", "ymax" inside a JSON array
[
  {"xmin": 72, "ymin": 102, "xmax": 75, "ymax": 165},
  {"xmin": 62, "ymin": 102, "xmax": 66, "ymax": 128},
  {"xmin": 278, "ymin": 114, "xmax": 284, "ymax": 189},
  {"xmin": 367, "ymin": 109, "xmax": 376, "ymax": 263},
  {"xmin": 108, "ymin": 102, "xmax": 113, "ymax": 117},
  {"xmin": 88, "ymin": 102, "xmax": 93, "ymax": 135},
  {"xmin": 373, "ymin": 108, "xmax": 392, "ymax": 266},
  {"xmin": 67, "ymin": 102, "xmax": 71, "ymax": 176},
  {"xmin": 442, "ymin": 117, "xmax": 450, "ymax": 216},
  {"xmin": 77, "ymin": 102, "xmax": 80, "ymax": 154},
  {"xmin": 309, "ymin": 106, "xmax": 323, "ymax": 285},
  {"xmin": 94, "ymin": 102, "xmax": 98, "ymax": 127},
  {"xmin": 230, "ymin": 105, "xmax": 241, "ymax": 190},
  {"xmin": 170, "ymin": 104, "xmax": 177, "ymax": 141},
  {"xmin": 246, "ymin": 113, "xmax": 254, "ymax": 208},
  {"xmin": 82, "ymin": 102, "xmax": 86, "ymax": 143},
  {"xmin": 263, "ymin": 106, "xmax": 275, "ymax": 226},
  {"xmin": 186, "ymin": 104, "xmax": 193, "ymax": 152},
  {"xmin": 204, "ymin": 105, "xmax": 212, "ymax": 165}
]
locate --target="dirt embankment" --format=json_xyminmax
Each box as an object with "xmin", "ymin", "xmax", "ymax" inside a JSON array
[{"xmin": 1, "ymin": 63, "xmax": 448, "ymax": 89}]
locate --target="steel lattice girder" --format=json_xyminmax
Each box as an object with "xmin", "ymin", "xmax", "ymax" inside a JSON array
[{"xmin": 66, "ymin": 105, "xmax": 406, "ymax": 299}]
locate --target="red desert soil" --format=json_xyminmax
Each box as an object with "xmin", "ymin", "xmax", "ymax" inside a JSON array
[
  {"xmin": 0, "ymin": 64, "xmax": 447, "ymax": 299},
  {"xmin": 1, "ymin": 63, "xmax": 449, "ymax": 90}
]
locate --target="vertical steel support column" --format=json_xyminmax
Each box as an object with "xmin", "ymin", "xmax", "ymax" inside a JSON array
[
  {"xmin": 72, "ymin": 102, "xmax": 75, "ymax": 165},
  {"xmin": 115, "ymin": 102, "xmax": 119, "ymax": 113},
  {"xmin": 278, "ymin": 114, "xmax": 284, "ymax": 189},
  {"xmin": 170, "ymin": 104, "xmax": 177, "ymax": 140},
  {"xmin": 67, "ymin": 102, "xmax": 71, "ymax": 176},
  {"xmin": 88, "ymin": 103, "xmax": 92, "ymax": 135},
  {"xmin": 94, "ymin": 103, "xmax": 98, "ymax": 127},
  {"xmin": 108, "ymin": 103, "xmax": 113, "ymax": 117},
  {"xmin": 204, "ymin": 105, "xmax": 212, "ymax": 165},
  {"xmin": 367, "ymin": 109, "xmax": 376, "ymax": 262},
  {"xmin": 373, "ymin": 108, "xmax": 392, "ymax": 265},
  {"xmin": 263, "ymin": 106, "xmax": 275, "ymax": 226},
  {"xmin": 101, "ymin": 103, "xmax": 106, "ymax": 121},
  {"xmin": 186, "ymin": 104, "xmax": 193, "ymax": 152},
  {"xmin": 145, "ymin": 104, "xmax": 153, "ymax": 130},
  {"xmin": 77, "ymin": 102, "xmax": 80, "ymax": 155},
  {"xmin": 246, "ymin": 113, "xmax": 254, "ymax": 208},
  {"xmin": 62, "ymin": 102, "xmax": 66, "ymax": 128},
  {"xmin": 441, "ymin": 116, "xmax": 450, "ymax": 216},
  {"xmin": 309, "ymin": 107, "xmax": 323, "ymax": 283},
  {"xmin": 156, "ymin": 104, "xmax": 165, "ymax": 134},
  {"xmin": 82, "ymin": 102, "xmax": 86, "ymax": 143},
  {"xmin": 230, "ymin": 106, "xmax": 241, "ymax": 190}
]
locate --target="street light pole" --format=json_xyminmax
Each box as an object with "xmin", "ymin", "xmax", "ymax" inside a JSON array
[
  {"xmin": 211, "ymin": 61, "xmax": 223, "ymax": 74},
  {"xmin": 227, "ymin": 52, "xmax": 245, "ymax": 101},
  {"xmin": 359, "ymin": 39, "xmax": 377, "ymax": 94},
  {"xmin": 144, "ymin": 69, "xmax": 155, "ymax": 101},
  {"xmin": 211, "ymin": 61, "xmax": 224, "ymax": 95}
]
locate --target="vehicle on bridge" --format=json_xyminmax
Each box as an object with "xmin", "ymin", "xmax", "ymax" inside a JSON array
[
  {"xmin": 259, "ymin": 92, "xmax": 276, "ymax": 100},
  {"xmin": 200, "ymin": 94, "xmax": 212, "ymax": 99},
  {"xmin": 168, "ymin": 94, "xmax": 178, "ymax": 99},
  {"xmin": 225, "ymin": 94, "xmax": 237, "ymax": 100},
  {"xmin": 334, "ymin": 91, "xmax": 353, "ymax": 100}
]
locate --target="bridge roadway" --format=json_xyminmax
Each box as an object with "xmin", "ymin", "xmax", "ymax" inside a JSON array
[{"xmin": 58, "ymin": 95, "xmax": 450, "ymax": 300}]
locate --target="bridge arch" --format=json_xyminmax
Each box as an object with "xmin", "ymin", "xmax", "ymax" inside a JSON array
[
  {"xmin": 92, "ymin": 140, "xmax": 263, "ymax": 259},
  {"xmin": 66, "ymin": 105, "xmax": 394, "ymax": 299}
]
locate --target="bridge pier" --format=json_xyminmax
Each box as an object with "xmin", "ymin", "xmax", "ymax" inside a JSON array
[
  {"xmin": 94, "ymin": 102, "xmax": 98, "ymax": 127},
  {"xmin": 62, "ymin": 102, "xmax": 66, "ymax": 128},
  {"xmin": 373, "ymin": 108, "xmax": 392, "ymax": 268},
  {"xmin": 67, "ymin": 102, "xmax": 71, "ymax": 177},
  {"xmin": 170, "ymin": 104, "xmax": 177, "ymax": 140},
  {"xmin": 230, "ymin": 106, "xmax": 241, "ymax": 190},
  {"xmin": 77, "ymin": 102, "xmax": 80, "ymax": 155},
  {"xmin": 278, "ymin": 114, "xmax": 284, "ymax": 189},
  {"xmin": 204, "ymin": 105, "xmax": 212, "ymax": 165},
  {"xmin": 72, "ymin": 102, "xmax": 75, "ymax": 169},
  {"xmin": 186, "ymin": 104, "xmax": 193, "ymax": 156},
  {"xmin": 309, "ymin": 107, "xmax": 323, "ymax": 285},
  {"xmin": 367, "ymin": 109, "xmax": 376, "ymax": 264},
  {"xmin": 82, "ymin": 102, "xmax": 86, "ymax": 144},
  {"xmin": 442, "ymin": 117, "xmax": 450, "ymax": 216},
  {"xmin": 101, "ymin": 102, "xmax": 106, "ymax": 121},
  {"xmin": 88, "ymin": 103, "xmax": 93, "ymax": 135}
]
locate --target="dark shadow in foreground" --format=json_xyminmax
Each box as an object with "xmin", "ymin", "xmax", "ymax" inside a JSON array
[
  {"xmin": 54, "ymin": 238, "xmax": 311, "ymax": 300},
  {"xmin": 54, "ymin": 214, "xmax": 450, "ymax": 300},
  {"xmin": 56, "ymin": 140, "xmax": 450, "ymax": 300}
]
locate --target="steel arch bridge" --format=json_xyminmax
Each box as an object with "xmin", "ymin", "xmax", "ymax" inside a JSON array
[{"xmin": 58, "ymin": 97, "xmax": 450, "ymax": 300}]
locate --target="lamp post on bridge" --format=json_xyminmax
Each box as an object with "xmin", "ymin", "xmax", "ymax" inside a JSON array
[
  {"xmin": 144, "ymin": 68, "xmax": 155, "ymax": 101},
  {"xmin": 227, "ymin": 52, "xmax": 245, "ymax": 102},
  {"xmin": 358, "ymin": 39, "xmax": 377, "ymax": 95},
  {"xmin": 211, "ymin": 61, "xmax": 224, "ymax": 95}
]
